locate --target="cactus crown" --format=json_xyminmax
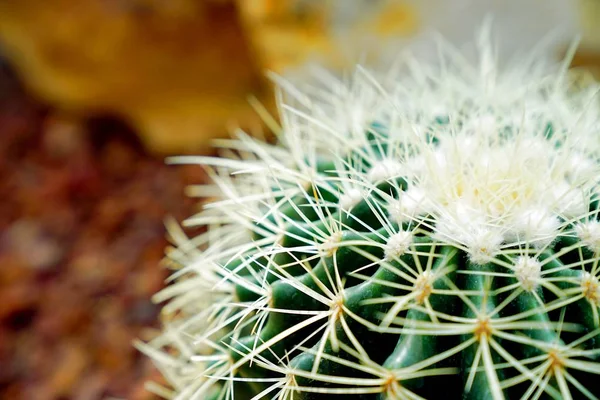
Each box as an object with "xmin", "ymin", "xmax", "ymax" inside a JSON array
[{"xmin": 139, "ymin": 27, "xmax": 600, "ymax": 400}]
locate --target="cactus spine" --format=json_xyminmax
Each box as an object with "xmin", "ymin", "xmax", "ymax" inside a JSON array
[{"xmin": 139, "ymin": 29, "xmax": 600, "ymax": 399}]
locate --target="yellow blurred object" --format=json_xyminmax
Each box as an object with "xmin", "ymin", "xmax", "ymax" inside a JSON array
[
  {"xmin": 367, "ymin": 3, "xmax": 418, "ymax": 36},
  {"xmin": 571, "ymin": 0, "xmax": 600, "ymax": 76},
  {"xmin": 237, "ymin": 0, "xmax": 419, "ymax": 73},
  {"xmin": 0, "ymin": 0, "xmax": 269, "ymax": 153},
  {"xmin": 578, "ymin": 0, "xmax": 600, "ymax": 49}
]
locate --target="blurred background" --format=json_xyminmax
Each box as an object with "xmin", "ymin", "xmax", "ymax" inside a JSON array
[{"xmin": 0, "ymin": 0, "xmax": 596, "ymax": 399}]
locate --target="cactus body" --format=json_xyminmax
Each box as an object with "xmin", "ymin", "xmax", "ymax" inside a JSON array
[{"xmin": 139, "ymin": 29, "xmax": 600, "ymax": 399}]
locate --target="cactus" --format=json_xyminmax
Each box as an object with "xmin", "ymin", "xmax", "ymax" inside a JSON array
[{"xmin": 138, "ymin": 28, "xmax": 600, "ymax": 400}]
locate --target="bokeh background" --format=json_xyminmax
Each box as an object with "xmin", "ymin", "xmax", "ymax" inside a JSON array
[{"xmin": 0, "ymin": 0, "xmax": 595, "ymax": 399}]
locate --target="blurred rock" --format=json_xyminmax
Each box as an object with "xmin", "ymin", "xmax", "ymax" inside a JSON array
[
  {"xmin": 0, "ymin": 67, "xmax": 197, "ymax": 398},
  {"xmin": 4, "ymin": 219, "xmax": 64, "ymax": 270}
]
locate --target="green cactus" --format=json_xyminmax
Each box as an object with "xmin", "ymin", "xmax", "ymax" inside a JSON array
[{"xmin": 138, "ymin": 28, "xmax": 600, "ymax": 400}]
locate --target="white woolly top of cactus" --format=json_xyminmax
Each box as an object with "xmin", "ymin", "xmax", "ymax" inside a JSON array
[
  {"xmin": 175, "ymin": 30, "xmax": 600, "ymax": 266},
  {"xmin": 338, "ymin": 46, "xmax": 596, "ymax": 265}
]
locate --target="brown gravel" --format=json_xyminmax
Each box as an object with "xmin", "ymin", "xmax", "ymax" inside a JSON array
[{"xmin": 0, "ymin": 60, "xmax": 204, "ymax": 399}]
